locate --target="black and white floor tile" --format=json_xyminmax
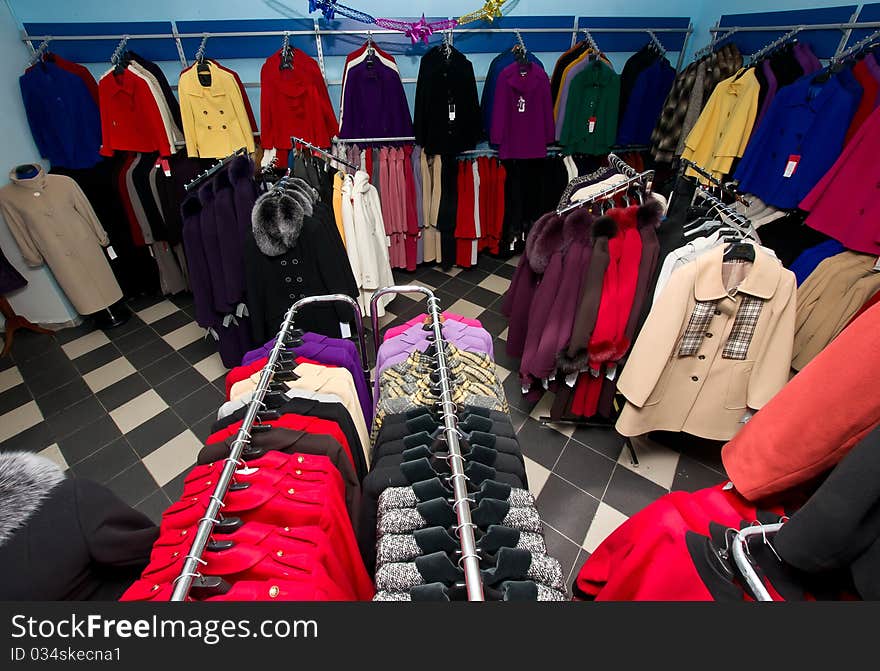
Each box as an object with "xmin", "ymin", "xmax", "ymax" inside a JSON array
[{"xmin": 0, "ymin": 255, "xmax": 728, "ymax": 592}]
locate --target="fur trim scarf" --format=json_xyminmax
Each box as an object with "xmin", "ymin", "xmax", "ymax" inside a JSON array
[
  {"xmin": 250, "ymin": 179, "xmax": 319, "ymax": 256},
  {"xmin": 0, "ymin": 451, "xmax": 65, "ymax": 547}
]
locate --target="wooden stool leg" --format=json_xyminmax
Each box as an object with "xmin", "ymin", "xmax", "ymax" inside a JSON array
[{"xmin": 1, "ymin": 296, "xmax": 54, "ymax": 358}]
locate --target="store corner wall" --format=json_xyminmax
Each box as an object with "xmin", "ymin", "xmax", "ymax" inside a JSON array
[{"xmin": 0, "ymin": 1, "xmax": 79, "ymax": 330}]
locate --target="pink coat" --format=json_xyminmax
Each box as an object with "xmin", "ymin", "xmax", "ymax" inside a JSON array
[{"xmin": 801, "ymin": 104, "xmax": 880, "ymax": 254}]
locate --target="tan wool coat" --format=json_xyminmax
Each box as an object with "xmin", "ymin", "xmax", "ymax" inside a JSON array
[
  {"xmin": 0, "ymin": 166, "xmax": 122, "ymax": 314},
  {"xmin": 615, "ymin": 245, "xmax": 797, "ymax": 441}
]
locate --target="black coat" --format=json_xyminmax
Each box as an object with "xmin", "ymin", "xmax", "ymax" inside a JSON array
[
  {"xmin": 414, "ymin": 47, "xmax": 482, "ymax": 155},
  {"xmin": 0, "ymin": 452, "xmax": 157, "ymax": 601},
  {"xmin": 245, "ymin": 200, "xmax": 358, "ymax": 343},
  {"xmin": 775, "ymin": 423, "xmax": 880, "ymax": 600}
]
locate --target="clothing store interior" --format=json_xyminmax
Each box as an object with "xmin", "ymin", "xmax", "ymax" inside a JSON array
[{"xmin": 0, "ymin": 0, "xmax": 878, "ymax": 604}]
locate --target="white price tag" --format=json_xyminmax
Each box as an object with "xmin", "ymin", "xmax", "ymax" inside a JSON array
[
  {"xmin": 107, "ymin": 245, "xmax": 118, "ymax": 260},
  {"xmin": 340, "ymin": 322, "xmax": 351, "ymax": 338},
  {"xmin": 783, "ymin": 154, "xmax": 801, "ymax": 178}
]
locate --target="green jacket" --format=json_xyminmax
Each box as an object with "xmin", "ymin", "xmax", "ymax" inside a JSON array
[{"xmin": 560, "ymin": 60, "xmax": 620, "ymax": 155}]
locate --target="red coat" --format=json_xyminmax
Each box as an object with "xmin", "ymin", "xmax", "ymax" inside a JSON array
[
  {"xmin": 98, "ymin": 69, "xmax": 171, "ymax": 156},
  {"xmin": 574, "ymin": 484, "xmax": 787, "ymax": 601},
  {"xmin": 260, "ymin": 49, "xmax": 337, "ymax": 162},
  {"xmin": 722, "ymin": 302, "xmax": 880, "ymax": 502}
]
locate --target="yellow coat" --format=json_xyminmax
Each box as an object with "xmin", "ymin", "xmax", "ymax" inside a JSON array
[
  {"xmin": 681, "ymin": 68, "xmax": 760, "ymax": 180},
  {"xmin": 616, "ymin": 245, "xmax": 796, "ymax": 441},
  {"xmin": 178, "ymin": 62, "xmax": 255, "ymax": 158}
]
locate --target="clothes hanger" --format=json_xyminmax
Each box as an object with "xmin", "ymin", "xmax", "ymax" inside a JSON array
[{"xmin": 279, "ymin": 32, "xmax": 294, "ymax": 70}]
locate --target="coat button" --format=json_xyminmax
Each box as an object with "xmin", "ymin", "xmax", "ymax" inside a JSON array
[
  {"xmin": 285, "ymin": 277, "xmax": 292, "ymax": 283},
  {"xmin": 297, "ymin": 456, "xmax": 304, "ymax": 463},
  {"xmin": 151, "ymin": 584, "xmax": 160, "ymax": 592},
  {"xmin": 280, "ymin": 260, "xmax": 287, "ymax": 266},
  {"xmin": 276, "ymin": 550, "xmax": 284, "ymax": 557},
  {"xmin": 292, "ymin": 259, "xmax": 299, "ymax": 265},
  {"xmin": 219, "ymin": 110, "xmax": 225, "ymax": 114},
  {"xmin": 296, "ymin": 277, "xmax": 302, "ymax": 283},
  {"xmin": 714, "ymin": 310, "xmax": 721, "ymax": 316},
  {"xmin": 691, "ymin": 376, "xmax": 699, "ymax": 382},
  {"xmin": 295, "ymin": 469, "xmax": 302, "ymax": 475},
  {"xmin": 222, "ymin": 125, "xmax": 227, "ymax": 129},
  {"xmin": 287, "ymin": 488, "xmax": 295, "ymax": 494},
  {"xmin": 289, "ymin": 293, "xmax": 295, "ymax": 299},
  {"xmin": 207, "ymin": 125, "xmax": 212, "ymax": 130},
  {"xmin": 698, "ymin": 355, "xmax": 706, "ymax": 360},
  {"xmin": 203, "ymin": 110, "xmax": 208, "ymax": 114},
  {"xmin": 268, "ymin": 586, "xmax": 280, "ymax": 598},
  {"xmin": 705, "ymin": 332, "xmax": 713, "ymax": 338}
]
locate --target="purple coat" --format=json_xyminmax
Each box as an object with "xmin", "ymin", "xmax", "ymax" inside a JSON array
[
  {"xmin": 242, "ymin": 333, "xmax": 372, "ymax": 424},
  {"xmin": 502, "ymin": 212, "xmax": 563, "ymax": 358},
  {"xmin": 181, "ymin": 193, "xmax": 221, "ymax": 329},
  {"xmin": 489, "ymin": 62, "xmax": 554, "ymax": 160},
  {"xmin": 338, "ymin": 58, "xmax": 413, "ymax": 141}
]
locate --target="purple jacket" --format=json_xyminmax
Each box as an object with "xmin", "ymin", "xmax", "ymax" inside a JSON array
[
  {"xmin": 374, "ymin": 321, "xmax": 494, "ymax": 403},
  {"xmin": 242, "ymin": 332, "xmax": 372, "ymax": 424},
  {"xmin": 338, "ymin": 58, "xmax": 413, "ymax": 141},
  {"xmin": 794, "ymin": 43, "xmax": 822, "ymax": 75},
  {"xmin": 490, "ymin": 62, "xmax": 554, "ymax": 160},
  {"xmin": 181, "ymin": 193, "xmax": 221, "ymax": 329}
]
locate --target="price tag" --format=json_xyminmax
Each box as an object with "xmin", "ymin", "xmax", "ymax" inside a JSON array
[
  {"xmin": 588, "ymin": 116, "xmax": 597, "ymax": 134},
  {"xmin": 605, "ymin": 365, "xmax": 617, "ymax": 381},
  {"xmin": 448, "ymin": 102, "xmax": 456, "ymax": 122},
  {"xmin": 873, "ymin": 256, "xmax": 880, "ymax": 272},
  {"xmin": 783, "ymin": 154, "xmax": 801, "ymax": 178},
  {"xmin": 517, "ymin": 96, "xmax": 526, "ymax": 113},
  {"xmin": 147, "ymin": 245, "xmax": 155, "ymax": 258},
  {"xmin": 106, "ymin": 246, "xmax": 117, "ymax": 260},
  {"xmin": 340, "ymin": 322, "xmax": 351, "ymax": 338}
]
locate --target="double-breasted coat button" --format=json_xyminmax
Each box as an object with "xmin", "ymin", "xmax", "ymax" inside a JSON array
[
  {"xmin": 705, "ymin": 332, "xmax": 713, "ymax": 338},
  {"xmin": 222, "ymin": 125, "xmax": 227, "ymax": 129},
  {"xmin": 296, "ymin": 277, "xmax": 303, "ymax": 283},
  {"xmin": 691, "ymin": 376, "xmax": 699, "ymax": 382},
  {"xmin": 698, "ymin": 355, "xmax": 706, "ymax": 360},
  {"xmin": 285, "ymin": 277, "xmax": 292, "ymax": 283},
  {"xmin": 219, "ymin": 110, "xmax": 224, "ymax": 114},
  {"xmin": 280, "ymin": 260, "xmax": 287, "ymax": 266},
  {"xmin": 292, "ymin": 259, "xmax": 299, "ymax": 265},
  {"xmin": 207, "ymin": 125, "xmax": 212, "ymax": 130},
  {"xmin": 288, "ymin": 293, "xmax": 295, "ymax": 299},
  {"xmin": 714, "ymin": 309, "xmax": 721, "ymax": 316},
  {"xmin": 203, "ymin": 110, "xmax": 208, "ymax": 114},
  {"xmin": 268, "ymin": 586, "xmax": 280, "ymax": 598}
]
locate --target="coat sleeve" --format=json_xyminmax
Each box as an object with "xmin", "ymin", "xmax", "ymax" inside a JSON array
[
  {"xmin": 74, "ymin": 478, "xmax": 158, "ymax": 569},
  {"xmin": 559, "ymin": 77, "xmax": 583, "ymax": 150},
  {"xmin": 616, "ymin": 261, "xmax": 693, "ymax": 408},
  {"xmin": 489, "ymin": 75, "xmax": 509, "ymax": 147},
  {"xmin": 225, "ymin": 73, "xmax": 256, "ymax": 153},
  {"xmin": 19, "ymin": 78, "xmax": 51, "ymax": 160},
  {"xmin": 259, "ymin": 62, "xmax": 275, "ymax": 150},
  {"xmin": 0, "ymin": 200, "xmax": 43, "ymax": 266},
  {"xmin": 177, "ymin": 71, "xmax": 200, "ymax": 158},
  {"xmin": 137, "ymin": 80, "xmax": 173, "ymax": 156},
  {"xmin": 748, "ymin": 272, "xmax": 797, "ymax": 409},
  {"xmin": 68, "ymin": 178, "xmax": 110, "ymax": 246},
  {"xmin": 97, "ymin": 78, "xmax": 115, "ymax": 157}
]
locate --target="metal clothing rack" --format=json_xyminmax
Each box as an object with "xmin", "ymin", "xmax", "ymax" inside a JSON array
[
  {"xmin": 170, "ymin": 293, "xmax": 368, "ymax": 601},
  {"xmin": 27, "ymin": 38, "xmax": 51, "ymax": 66},
  {"xmin": 184, "ymin": 148, "xmax": 249, "ymax": 192},
  {"xmin": 692, "ymin": 188, "xmax": 756, "ymax": 236},
  {"xmin": 832, "ymin": 27, "xmax": 880, "ymax": 65},
  {"xmin": 731, "ymin": 522, "xmax": 785, "ymax": 602},
  {"xmin": 557, "ymin": 168, "xmax": 655, "ymax": 215},
  {"xmin": 369, "ymin": 284, "xmax": 485, "ymax": 601},
  {"xmin": 680, "ymin": 159, "xmax": 751, "ymax": 207},
  {"xmin": 291, "ymin": 135, "xmax": 358, "ymax": 171},
  {"xmin": 748, "ymin": 26, "xmax": 805, "ymax": 62}
]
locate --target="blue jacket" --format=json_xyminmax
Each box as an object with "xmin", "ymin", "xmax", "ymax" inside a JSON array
[
  {"xmin": 734, "ymin": 68, "xmax": 862, "ymax": 209},
  {"xmin": 19, "ymin": 62, "xmax": 101, "ymax": 170},
  {"xmin": 790, "ymin": 240, "xmax": 846, "ymax": 286},
  {"xmin": 616, "ymin": 58, "xmax": 676, "ymax": 146}
]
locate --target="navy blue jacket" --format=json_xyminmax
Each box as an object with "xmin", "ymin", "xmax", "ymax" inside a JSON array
[
  {"xmin": 734, "ymin": 68, "xmax": 862, "ymax": 209},
  {"xmin": 616, "ymin": 58, "xmax": 676, "ymax": 146},
  {"xmin": 19, "ymin": 62, "xmax": 102, "ymax": 169}
]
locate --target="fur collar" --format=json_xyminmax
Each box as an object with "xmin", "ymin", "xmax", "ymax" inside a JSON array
[
  {"xmin": 637, "ymin": 196, "xmax": 665, "ymax": 229},
  {"xmin": 526, "ymin": 213, "xmax": 565, "ymax": 274},
  {"xmin": 228, "ymin": 154, "xmax": 253, "ymax": 184},
  {"xmin": 251, "ymin": 191, "xmax": 304, "ymax": 256},
  {"xmin": 561, "ymin": 209, "xmax": 594, "ymax": 251},
  {"xmin": 280, "ymin": 183, "xmax": 314, "ymax": 217},
  {"xmin": 0, "ymin": 452, "xmax": 65, "ymax": 547},
  {"xmin": 198, "ymin": 181, "xmax": 215, "ymax": 206}
]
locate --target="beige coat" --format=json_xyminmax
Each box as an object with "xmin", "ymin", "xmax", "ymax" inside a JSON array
[
  {"xmin": 0, "ymin": 166, "xmax": 122, "ymax": 314},
  {"xmin": 792, "ymin": 251, "xmax": 880, "ymax": 371},
  {"xmin": 419, "ymin": 151, "xmax": 441, "ymax": 263},
  {"xmin": 616, "ymin": 246, "xmax": 797, "ymax": 441}
]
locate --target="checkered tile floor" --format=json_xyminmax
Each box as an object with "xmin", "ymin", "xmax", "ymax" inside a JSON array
[{"xmin": 0, "ymin": 254, "xmax": 728, "ymax": 591}]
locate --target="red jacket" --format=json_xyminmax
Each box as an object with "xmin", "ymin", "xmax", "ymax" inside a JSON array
[
  {"xmin": 722, "ymin": 302, "xmax": 880, "ymax": 502},
  {"xmin": 98, "ymin": 69, "xmax": 172, "ymax": 156},
  {"xmin": 260, "ymin": 49, "xmax": 337, "ymax": 161},
  {"xmin": 121, "ymin": 578, "xmax": 344, "ymax": 601}
]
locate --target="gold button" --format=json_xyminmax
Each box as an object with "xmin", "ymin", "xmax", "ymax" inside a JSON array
[
  {"xmin": 268, "ymin": 586, "xmax": 280, "ymax": 598},
  {"xmin": 276, "ymin": 550, "xmax": 284, "ymax": 557},
  {"xmin": 181, "ymin": 530, "xmax": 188, "ymax": 536},
  {"xmin": 206, "ymin": 481, "xmax": 212, "ymax": 485},
  {"xmin": 295, "ymin": 469, "xmax": 302, "ymax": 475},
  {"xmin": 297, "ymin": 456, "xmax": 304, "ymax": 463},
  {"xmin": 172, "ymin": 552, "xmax": 179, "ymax": 558},
  {"xmin": 151, "ymin": 584, "xmax": 160, "ymax": 592},
  {"xmin": 284, "ymin": 527, "xmax": 290, "ymax": 531},
  {"xmin": 287, "ymin": 488, "xmax": 296, "ymax": 494}
]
